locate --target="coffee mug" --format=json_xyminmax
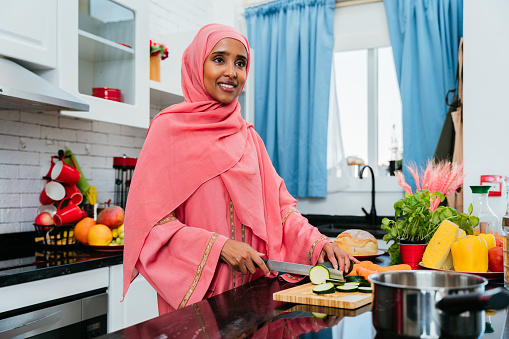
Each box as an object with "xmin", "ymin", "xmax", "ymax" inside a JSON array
[
  {"xmin": 39, "ymin": 181, "xmax": 66, "ymax": 205},
  {"xmin": 53, "ymin": 198, "xmax": 84, "ymax": 226},
  {"xmin": 64, "ymin": 184, "xmax": 83, "ymax": 205},
  {"xmin": 51, "ymin": 156, "xmax": 81, "ymax": 185}
]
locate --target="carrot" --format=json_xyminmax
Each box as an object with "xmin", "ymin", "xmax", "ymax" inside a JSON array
[
  {"xmin": 356, "ymin": 267, "xmax": 377, "ymax": 282},
  {"xmin": 348, "ymin": 261, "xmax": 378, "ymax": 276},
  {"xmin": 383, "ymin": 264, "xmax": 412, "ymax": 271}
]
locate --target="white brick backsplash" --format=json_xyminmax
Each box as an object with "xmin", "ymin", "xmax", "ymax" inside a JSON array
[
  {"xmin": 0, "ymin": 110, "xmax": 21, "ymax": 121},
  {"xmin": 0, "ymin": 119, "xmax": 41, "ymax": 137},
  {"xmin": 59, "ymin": 117, "xmax": 94, "ymax": 131},
  {"xmin": 41, "ymin": 126, "xmax": 77, "ymax": 142},
  {"xmin": 0, "ymin": 165, "xmax": 19, "ymax": 179},
  {"xmin": 76, "ymin": 131, "xmax": 108, "ymax": 145},
  {"xmin": 0, "ymin": 193, "xmax": 20, "ymax": 208},
  {"xmin": 0, "ymin": 0, "xmax": 218, "ymax": 233},
  {"xmin": 20, "ymin": 111, "xmax": 59, "ymax": 127},
  {"xmin": 0, "ymin": 150, "xmax": 40, "ymax": 165},
  {"xmin": 0, "ymin": 135, "xmax": 19, "ymax": 150}
]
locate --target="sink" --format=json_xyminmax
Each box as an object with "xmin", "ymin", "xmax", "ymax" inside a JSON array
[{"xmin": 303, "ymin": 214, "xmax": 391, "ymax": 239}]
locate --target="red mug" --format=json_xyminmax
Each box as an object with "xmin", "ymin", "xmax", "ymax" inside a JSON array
[
  {"xmin": 64, "ymin": 184, "xmax": 83, "ymax": 205},
  {"xmin": 51, "ymin": 155, "xmax": 81, "ymax": 185},
  {"xmin": 53, "ymin": 198, "xmax": 84, "ymax": 226},
  {"xmin": 39, "ymin": 181, "xmax": 66, "ymax": 205}
]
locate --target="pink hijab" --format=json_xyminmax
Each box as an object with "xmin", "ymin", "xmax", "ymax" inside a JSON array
[{"xmin": 123, "ymin": 24, "xmax": 263, "ymax": 296}]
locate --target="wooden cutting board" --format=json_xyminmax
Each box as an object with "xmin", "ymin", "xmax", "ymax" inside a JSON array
[{"xmin": 273, "ymin": 283, "xmax": 373, "ymax": 309}]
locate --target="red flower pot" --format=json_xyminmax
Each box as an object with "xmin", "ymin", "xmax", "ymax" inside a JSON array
[{"xmin": 399, "ymin": 241, "xmax": 427, "ymax": 270}]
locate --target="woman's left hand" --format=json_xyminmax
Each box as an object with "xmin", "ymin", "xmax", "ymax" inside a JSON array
[{"xmin": 318, "ymin": 242, "xmax": 359, "ymax": 273}]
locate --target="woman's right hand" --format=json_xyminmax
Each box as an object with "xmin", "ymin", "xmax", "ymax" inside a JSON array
[{"xmin": 220, "ymin": 239, "xmax": 269, "ymax": 275}]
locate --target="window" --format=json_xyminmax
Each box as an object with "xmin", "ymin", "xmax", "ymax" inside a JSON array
[{"xmin": 332, "ymin": 46, "xmax": 402, "ymax": 172}]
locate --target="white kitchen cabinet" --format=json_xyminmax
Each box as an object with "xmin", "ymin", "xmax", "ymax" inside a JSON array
[
  {"xmin": 107, "ymin": 264, "xmax": 158, "ymax": 333},
  {"xmin": 0, "ymin": 0, "xmax": 57, "ymax": 70},
  {"xmin": 47, "ymin": 0, "xmax": 150, "ymax": 128},
  {"xmin": 0, "ymin": 268, "xmax": 109, "ymax": 314}
]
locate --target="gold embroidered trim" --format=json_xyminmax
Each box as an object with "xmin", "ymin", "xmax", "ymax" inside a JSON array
[
  {"xmin": 308, "ymin": 236, "xmax": 329, "ymax": 265},
  {"xmin": 193, "ymin": 304, "xmax": 210, "ymax": 339},
  {"xmin": 284, "ymin": 273, "xmax": 302, "ymax": 280},
  {"xmin": 178, "ymin": 232, "xmax": 219, "ymax": 309},
  {"xmin": 311, "ymin": 317, "xmax": 326, "ymax": 328},
  {"xmin": 283, "ymin": 320, "xmax": 297, "ymax": 338},
  {"xmin": 229, "ymin": 196, "xmax": 236, "ymax": 289},
  {"xmin": 282, "ymin": 208, "xmax": 299, "ymax": 227},
  {"xmin": 155, "ymin": 211, "xmax": 176, "ymax": 225}
]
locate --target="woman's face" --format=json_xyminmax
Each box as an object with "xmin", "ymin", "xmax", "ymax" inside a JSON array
[{"xmin": 203, "ymin": 38, "xmax": 248, "ymax": 104}]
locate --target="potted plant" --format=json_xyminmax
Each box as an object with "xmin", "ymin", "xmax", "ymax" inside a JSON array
[
  {"xmin": 381, "ymin": 160, "xmax": 479, "ymax": 267},
  {"xmin": 150, "ymin": 40, "xmax": 169, "ymax": 82}
]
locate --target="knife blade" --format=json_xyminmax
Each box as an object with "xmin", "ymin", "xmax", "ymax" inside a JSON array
[{"xmin": 261, "ymin": 259, "xmax": 344, "ymax": 282}]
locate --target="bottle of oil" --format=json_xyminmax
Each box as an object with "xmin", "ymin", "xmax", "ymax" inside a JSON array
[{"xmin": 470, "ymin": 185, "xmax": 500, "ymax": 237}]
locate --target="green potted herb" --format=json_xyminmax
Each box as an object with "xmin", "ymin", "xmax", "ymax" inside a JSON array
[{"xmin": 382, "ymin": 161, "xmax": 479, "ymax": 266}]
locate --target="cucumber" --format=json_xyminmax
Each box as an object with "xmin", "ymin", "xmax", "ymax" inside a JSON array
[
  {"xmin": 346, "ymin": 276, "xmax": 367, "ymax": 283},
  {"xmin": 358, "ymin": 286, "xmax": 373, "ymax": 293},
  {"xmin": 336, "ymin": 285, "xmax": 358, "ymax": 293},
  {"xmin": 312, "ymin": 283, "xmax": 336, "ymax": 294},
  {"xmin": 326, "ymin": 279, "xmax": 345, "ymax": 286},
  {"xmin": 309, "ymin": 265, "xmax": 330, "ymax": 285}
]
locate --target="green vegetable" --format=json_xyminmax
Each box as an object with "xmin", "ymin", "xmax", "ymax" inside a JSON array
[
  {"xmin": 309, "ymin": 265, "xmax": 330, "ymax": 285},
  {"xmin": 312, "ymin": 283, "xmax": 336, "ymax": 294},
  {"xmin": 381, "ymin": 189, "xmax": 479, "ymax": 264},
  {"xmin": 358, "ymin": 286, "xmax": 373, "ymax": 293},
  {"xmin": 336, "ymin": 285, "xmax": 358, "ymax": 293}
]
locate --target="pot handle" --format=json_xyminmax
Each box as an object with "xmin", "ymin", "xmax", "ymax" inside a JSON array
[{"xmin": 436, "ymin": 287, "xmax": 509, "ymax": 314}]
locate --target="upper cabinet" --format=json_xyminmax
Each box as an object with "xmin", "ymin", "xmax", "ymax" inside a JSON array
[
  {"xmin": 0, "ymin": 0, "xmax": 57, "ymax": 70},
  {"xmin": 54, "ymin": 0, "xmax": 150, "ymax": 128}
]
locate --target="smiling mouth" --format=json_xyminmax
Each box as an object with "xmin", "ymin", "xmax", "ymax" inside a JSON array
[{"xmin": 218, "ymin": 83, "xmax": 237, "ymax": 92}]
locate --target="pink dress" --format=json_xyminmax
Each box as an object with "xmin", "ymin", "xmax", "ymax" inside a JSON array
[{"xmin": 135, "ymin": 130, "xmax": 329, "ymax": 314}]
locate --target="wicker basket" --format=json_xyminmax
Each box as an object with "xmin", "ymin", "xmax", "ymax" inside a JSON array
[{"xmin": 34, "ymin": 224, "xmax": 76, "ymax": 247}]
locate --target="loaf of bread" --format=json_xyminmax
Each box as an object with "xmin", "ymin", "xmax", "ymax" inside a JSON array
[{"xmin": 334, "ymin": 229, "xmax": 378, "ymax": 255}]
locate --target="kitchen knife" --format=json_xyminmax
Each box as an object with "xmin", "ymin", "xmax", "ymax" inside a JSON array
[{"xmin": 261, "ymin": 259, "xmax": 345, "ymax": 282}]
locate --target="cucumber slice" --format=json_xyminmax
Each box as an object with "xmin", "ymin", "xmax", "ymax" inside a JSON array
[
  {"xmin": 336, "ymin": 285, "xmax": 358, "ymax": 293},
  {"xmin": 312, "ymin": 283, "xmax": 336, "ymax": 294},
  {"xmin": 359, "ymin": 282, "xmax": 372, "ymax": 288},
  {"xmin": 346, "ymin": 276, "xmax": 367, "ymax": 283},
  {"xmin": 311, "ymin": 312, "xmax": 329, "ymax": 319},
  {"xmin": 309, "ymin": 265, "xmax": 330, "ymax": 285},
  {"xmin": 342, "ymin": 282, "xmax": 360, "ymax": 288},
  {"xmin": 358, "ymin": 286, "xmax": 373, "ymax": 293},
  {"xmin": 326, "ymin": 279, "xmax": 345, "ymax": 286}
]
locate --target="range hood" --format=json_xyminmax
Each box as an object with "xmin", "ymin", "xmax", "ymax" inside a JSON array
[{"xmin": 0, "ymin": 57, "xmax": 89, "ymax": 112}]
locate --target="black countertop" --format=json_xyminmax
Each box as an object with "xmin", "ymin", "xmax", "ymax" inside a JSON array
[
  {"xmin": 0, "ymin": 231, "xmax": 123, "ymax": 288},
  {"xmin": 101, "ymin": 256, "xmax": 508, "ymax": 339}
]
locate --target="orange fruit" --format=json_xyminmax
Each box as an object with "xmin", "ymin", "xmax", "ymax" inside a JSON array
[
  {"xmin": 74, "ymin": 217, "xmax": 96, "ymax": 244},
  {"xmin": 87, "ymin": 224, "xmax": 113, "ymax": 246}
]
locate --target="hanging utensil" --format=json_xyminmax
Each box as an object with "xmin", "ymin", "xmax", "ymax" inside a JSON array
[{"xmin": 85, "ymin": 186, "xmax": 98, "ymax": 219}]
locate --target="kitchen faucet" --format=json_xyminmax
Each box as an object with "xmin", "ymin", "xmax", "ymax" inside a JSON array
[{"xmin": 358, "ymin": 165, "xmax": 377, "ymax": 225}]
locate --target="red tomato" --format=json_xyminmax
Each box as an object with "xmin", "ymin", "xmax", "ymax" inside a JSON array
[
  {"xmin": 496, "ymin": 238, "xmax": 503, "ymax": 247},
  {"xmin": 488, "ymin": 246, "xmax": 504, "ymax": 272}
]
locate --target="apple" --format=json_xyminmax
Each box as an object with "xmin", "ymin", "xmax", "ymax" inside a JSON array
[
  {"xmin": 96, "ymin": 206, "xmax": 124, "ymax": 228},
  {"xmin": 488, "ymin": 246, "xmax": 503, "ymax": 272},
  {"xmin": 35, "ymin": 212, "xmax": 54, "ymax": 226}
]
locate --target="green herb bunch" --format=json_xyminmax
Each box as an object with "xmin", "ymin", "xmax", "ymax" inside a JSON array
[{"xmin": 382, "ymin": 189, "xmax": 479, "ymax": 264}]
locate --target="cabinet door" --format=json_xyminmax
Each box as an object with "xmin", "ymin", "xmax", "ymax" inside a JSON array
[
  {"xmin": 0, "ymin": 0, "xmax": 57, "ymax": 70},
  {"xmin": 54, "ymin": 0, "xmax": 150, "ymax": 128},
  {"xmin": 108, "ymin": 264, "xmax": 158, "ymax": 333}
]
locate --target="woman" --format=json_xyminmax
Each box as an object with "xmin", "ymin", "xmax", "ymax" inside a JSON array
[{"xmin": 123, "ymin": 23, "xmax": 356, "ymax": 315}]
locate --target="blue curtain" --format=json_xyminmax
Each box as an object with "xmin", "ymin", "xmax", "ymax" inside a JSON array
[
  {"xmin": 383, "ymin": 0, "xmax": 463, "ymax": 190},
  {"xmin": 245, "ymin": 0, "xmax": 335, "ymax": 198}
]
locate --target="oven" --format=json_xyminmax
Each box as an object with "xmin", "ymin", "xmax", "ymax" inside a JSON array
[{"xmin": 0, "ymin": 289, "xmax": 107, "ymax": 338}]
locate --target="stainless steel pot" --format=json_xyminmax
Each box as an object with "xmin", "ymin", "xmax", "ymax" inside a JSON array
[{"xmin": 370, "ymin": 270, "xmax": 509, "ymax": 339}]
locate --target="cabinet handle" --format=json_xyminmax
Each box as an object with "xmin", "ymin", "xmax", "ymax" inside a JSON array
[{"xmin": 0, "ymin": 310, "xmax": 62, "ymax": 338}]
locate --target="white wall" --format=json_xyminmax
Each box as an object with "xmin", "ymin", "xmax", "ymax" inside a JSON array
[{"xmin": 463, "ymin": 0, "xmax": 509, "ymax": 218}]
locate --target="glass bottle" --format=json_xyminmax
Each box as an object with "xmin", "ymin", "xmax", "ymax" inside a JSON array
[
  {"xmin": 503, "ymin": 177, "xmax": 509, "ymax": 290},
  {"xmin": 470, "ymin": 185, "xmax": 500, "ymax": 237}
]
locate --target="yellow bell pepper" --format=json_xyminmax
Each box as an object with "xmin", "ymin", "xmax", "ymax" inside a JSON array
[
  {"xmin": 477, "ymin": 233, "xmax": 496, "ymax": 250},
  {"xmin": 451, "ymin": 235, "xmax": 488, "ymax": 272}
]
